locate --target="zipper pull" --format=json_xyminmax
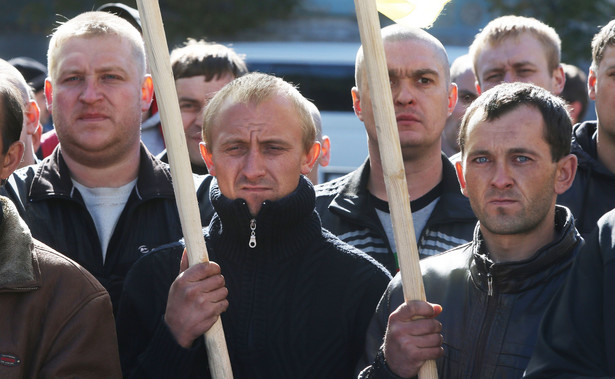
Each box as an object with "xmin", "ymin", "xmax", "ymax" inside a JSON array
[
  {"xmin": 487, "ymin": 272, "xmax": 493, "ymax": 296},
  {"xmin": 249, "ymin": 218, "xmax": 257, "ymax": 248}
]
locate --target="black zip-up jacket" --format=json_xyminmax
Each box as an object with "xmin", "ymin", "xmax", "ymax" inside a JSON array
[
  {"xmin": 359, "ymin": 206, "xmax": 583, "ymax": 379},
  {"xmin": 524, "ymin": 209, "xmax": 615, "ymax": 378},
  {"xmin": 116, "ymin": 177, "xmax": 391, "ymax": 378},
  {"xmin": 557, "ymin": 121, "xmax": 615, "ymax": 237},
  {"xmin": 315, "ymin": 154, "xmax": 476, "ymax": 274},
  {"xmin": 1, "ymin": 144, "xmax": 213, "ymax": 313}
]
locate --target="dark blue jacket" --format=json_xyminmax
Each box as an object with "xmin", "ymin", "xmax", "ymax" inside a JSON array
[{"xmin": 558, "ymin": 121, "xmax": 615, "ymax": 237}]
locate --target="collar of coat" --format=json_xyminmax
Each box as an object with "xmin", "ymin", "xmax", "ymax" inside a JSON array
[
  {"xmin": 0, "ymin": 196, "xmax": 36, "ymax": 288},
  {"xmin": 470, "ymin": 205, "xmax": 582, "ymax": 294},
  {"xmin": 28, "ymin": 143, "xmax": 176, "ymax": 201}
]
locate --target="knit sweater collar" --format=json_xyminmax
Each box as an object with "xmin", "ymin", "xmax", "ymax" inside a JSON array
[{"xmin": 207, "ymin": 176, "xmax": 323, "ymax": 262}]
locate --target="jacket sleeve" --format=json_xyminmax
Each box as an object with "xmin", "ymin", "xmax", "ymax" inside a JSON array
[
  {"xmin": 116, "ymin": 248, "xmax": 211, "ymax": 379},
  {"xmin": 40, "ymin": 291, "xmax": 123, "ymax": 378},
  {"xmin": 524, "ymin": 221, "xmax": 614, "ymax": 378},
  {"xmin": 357, "ymin": 274, "xmax": 408, "ymax": 378}
]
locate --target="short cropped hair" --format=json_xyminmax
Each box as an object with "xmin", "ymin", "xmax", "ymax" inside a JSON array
[
  {"xmin": 591, "ymin": 19, "xmax": 615, "ymax": 70},
  {"xmin": 355, "ymin": 24, "xmax": 450, "ymax": 91},
  {"xmin": 305, "ymin": 100, "xmax": 323, "ymax": 142},
  {"xmin": 459, "ymin": 82, "xmax": 572, "ymax": 162},
  {"xmin": 469, "ymin": 16, "xmax": 561, "ymax": 77},
  {"xmin": 560, "ymin": 63, "xmax": 589, "ymax": 121},
  {"xmin": 0, "ymin": 78, "xmax": 25, "ymax": 154},
  {"xmin": 450, "ymin": 54, "xmax": 473, "ymax": 83},
  {"xmin": 47, "ymin": 11, "xmax": 146, "ymax": 81},
  {"xmin": 171, "ymin": 39, "xmax": 247, "ymax": 81},
  {"xmin": 202, "ymin": 72, "xmax": 316, "ymax": 153},
  {"xmin": 0, "ymin": 59, "xmax": 34, "ymax": 105}
]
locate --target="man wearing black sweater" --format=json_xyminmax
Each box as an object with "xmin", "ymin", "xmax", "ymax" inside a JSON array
[{"xmin": 116, "ymin": 73, "xmax": 392, "ymax": 378}]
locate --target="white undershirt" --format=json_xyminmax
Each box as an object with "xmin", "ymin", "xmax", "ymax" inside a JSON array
[{"xmin": 72, "ymin": 179, "xmax": 137, "ymax": 263}]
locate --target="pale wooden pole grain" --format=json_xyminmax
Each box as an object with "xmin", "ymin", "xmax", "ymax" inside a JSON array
[
  {"xmin": 135, "ymin": 1, "xmax": 233, "ymax": 378},
  {"xmin": 353, "ymin": 0, "xmax": 438, "ymax": 378}
]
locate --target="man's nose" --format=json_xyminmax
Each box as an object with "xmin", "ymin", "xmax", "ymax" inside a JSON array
[
  {"xmin": 79, "ymin": 77, "xmax": 103, "ymax": 103},
  {"xmin": 490, "ymin": 161, "xmax": 514, "ymax": 189},
  {"xmin": 394, "ymin": 81, "xmax": 414, "ymax": 105},
  {"xmin": 502, "ymin": 71, "xmax": 515, "ymax": 84},
  {"xmin": 242, "ymin": 148, "xmax": 266, "ymax": 180}
]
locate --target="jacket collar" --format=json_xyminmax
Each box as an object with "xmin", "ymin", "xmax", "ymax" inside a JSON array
[
  {"xmin": 329, "ymin": 153, "xmax": 474, "ymax": 223},
  {"xmin": 572, "ymin": 121, "xmax": 614, "ymax": 177},
  {"xmin": 207, "ymin": 176, "xmax": 322, "ymax": 262},
  {"xmin": 470, "ymin": 206, "xmax": 582, "ymax": 294},
  {"xmin": 29, "ymin": 143, "xmax": 175, "ymax": 201},
  {"xmin": 0, "ymin": 196, "xmax": 38, "ymax": 289}
]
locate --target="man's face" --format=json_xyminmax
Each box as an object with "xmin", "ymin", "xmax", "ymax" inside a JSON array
[
  {"xmin": 353, "ymin": 39, "xmax": 456, "ymax": 158},
  {"xmin": 476, "ymin": 33, "xmax": 564, "ymax": 94},
  {"xmin": 177, "ymin": 73, "xmax": 234, "ymax": 166},
  {"xmin": 46, "ymin": 35, "xmax": 152, "ymax": 166},
  {"xmin": 443, "ymin": 68, "xmax": 478, "ymax": 155},
  {"xmin": 460, "ymin": 105, "xmax": 561, "ymax": 239},
  {"xmin": 201, "ymin": 95, "xmax": 319, "ymax": 216},
  {"xmin": 590, "ymin": 45, "xmax": 615, "ymax": 138}
]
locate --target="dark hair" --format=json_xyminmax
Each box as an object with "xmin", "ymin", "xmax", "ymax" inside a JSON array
[
  {"xmin": 0, "ymin": 79, "xmax": 24, "ymax": 154},
  {"xmin": 560, "ymin": 63, "xmax": 589, "ymax": 121},
  {"xmin": 96, "ymin": 2, "xmax": 142, "ymax": 32},
  {"xmin": 171, "ymin": 39, "xmax": 247, "ymax": 82},
  {"xmin": 459, "ymin": 82, "xmax": 572, "ymax": 162}
]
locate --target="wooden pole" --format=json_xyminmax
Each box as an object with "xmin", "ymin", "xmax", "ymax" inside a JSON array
[
  {"xmin": 353, "ymin": 0, "xmax": 438, "ymax": 378},
  {"xmin": 135, "ymin": 1, "xmax": 233, "ymax": 378}
]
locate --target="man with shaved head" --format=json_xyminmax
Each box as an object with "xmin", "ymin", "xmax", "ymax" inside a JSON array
[{"xmin": 315, "ymin": 25, "xmax": 476, "ymax": 274}]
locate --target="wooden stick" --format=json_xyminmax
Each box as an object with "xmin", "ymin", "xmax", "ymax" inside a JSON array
[
  {"xmin": 135, "ymin": 1, "xmax": 233, "ymax": 378},
  {"xmin": 353, "ymin": 0, "xmax": 438, "ymax": 378}
]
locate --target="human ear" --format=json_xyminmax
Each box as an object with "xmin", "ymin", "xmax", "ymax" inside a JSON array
[
  {"xmin": 141, "ymin": 75, "xmax": 154, "ymax": 112},
  {"xmin": 0, "ymin": 141, "xmax": 25, "ymax": 180},
  {"xmin": 199, "ymin": 142, "xmax": 216, "ymax": 176},
  {"xmin": 24, "ymin": 100, "xmax": 40, "ymax": 135},
  {"xmin": 554, "ymin": 154, "xmax": 578, "ymax": 195},
  {"xmin": 351, "ymin": 87, "xmax": 363, "ymax": 120},
  {"xmin": 44, "ymin": 79, "xmax": 53, "ymax": 110},
  {"xmin": 552, "ymin": 65, "xmax": 566, "ymax": 96},
  {"xmin": 448, "ymin": 83, "xmax": 458, "ymax": 117},
  {"xmin": 301, "ymin": 142, "xmax": 321, "ymax": 175},
  {"xmin": 588, "ymin": 69, "xmax": 597, "ymax": 101},
  {"xmin": 455, "ymin": 161, "xmax": 468, "ymax": 196},
  {"xmin": 318, "ymin": 136, "xmax": 331, "ymax": 167}
]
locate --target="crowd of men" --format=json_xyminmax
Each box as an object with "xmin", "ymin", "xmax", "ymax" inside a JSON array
[{"xmin": 1, "ymin": 3, "xmax": 615, "ymax": 379}]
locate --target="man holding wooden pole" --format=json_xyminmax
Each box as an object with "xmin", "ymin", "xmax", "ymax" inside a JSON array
[
  {"xmin": 2, "ymin": 11, "xmax": 211, "ymax": 314},
  {"xmin": 315, "ymin": 25, "xmax": 476, "ymax": 274},
  {"xmin": 359, "ymin": 82, "xmax": 582, "ymax": 378},
  {"xmin": 116, "ymin": 72, "xmax": 391, "ymax": 378}
]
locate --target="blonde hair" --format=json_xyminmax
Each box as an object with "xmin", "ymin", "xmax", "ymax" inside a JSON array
[
  {"xmin": 469, "ymin": 16, "xmax": 561, "ymax": 78},
  {"xmin": 202, "ymin": 72, "xmax": 316, "ymax": 153},
  {"xmin": 47, "ymin": 11, "xmax": 146, "ymax": 81}
]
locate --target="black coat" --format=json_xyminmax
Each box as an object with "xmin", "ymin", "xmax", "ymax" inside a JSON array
[
  {"xmin": 1, "ymin": 144, "xmax": 213, "ymax": 313},
  {"xmin": 116, "ymin": 177, "xmax": 392, "ymax": 378},
  {"xmin": 557, "ymin": 121, "xmax": 615, "ymax": 237},
  {"xmin": 525, "ymin": 209, "xmax": 615, "ymax": 378},
  {"xmin": 360, "ymin": 206, "xmax": 583, "ymax": 379},
  {"xmin": 315, "ymin": 154, "xmax": 477, "ymax": 274}
]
